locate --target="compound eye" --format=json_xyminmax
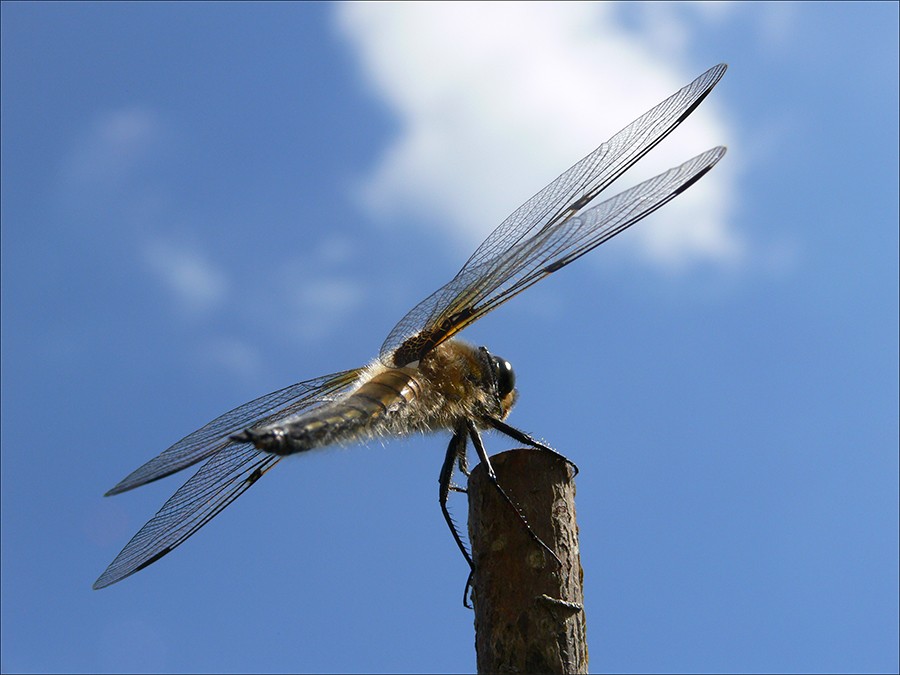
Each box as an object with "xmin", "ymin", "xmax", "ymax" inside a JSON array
[{"xmin": 493, "ymin": 356, "xmax": 516, "ymax": 399}]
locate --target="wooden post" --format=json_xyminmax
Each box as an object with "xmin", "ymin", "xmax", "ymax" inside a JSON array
[{"xmin": 467, "ymin": 448, "xmax": 587, "ymax": 674}]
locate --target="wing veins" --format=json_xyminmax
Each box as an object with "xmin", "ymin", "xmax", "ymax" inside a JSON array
[{"xmin": 420, "ymin": 147, "xmax": 727, "ymax": 337}]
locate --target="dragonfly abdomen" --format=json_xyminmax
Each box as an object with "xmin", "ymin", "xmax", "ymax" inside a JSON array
[{"xmin": 236, "ymin": 367, "xmax": 422, "ymax": 455}]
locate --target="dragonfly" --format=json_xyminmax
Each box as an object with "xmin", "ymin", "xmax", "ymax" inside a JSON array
[{"xmin": 94, "ymin": 63, "xmax": 728, "ymax": 591}]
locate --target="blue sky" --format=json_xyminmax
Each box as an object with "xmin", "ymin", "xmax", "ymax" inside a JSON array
[{"xmin": 1, "ymin": 2, "xmax": 897, "ymax": 673}]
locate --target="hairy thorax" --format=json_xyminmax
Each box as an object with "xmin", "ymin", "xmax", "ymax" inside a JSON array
[{"xmin": 376, "ymin": 339, "xmax": 511, "ymax": 435}]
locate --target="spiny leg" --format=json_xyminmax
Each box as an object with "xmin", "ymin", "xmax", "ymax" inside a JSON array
[
  {"xmin": 486, "ymin": 416, "xmax": 579, "ymax": 476},
  {"xmin": 439, "ymin": 426, "xmax": 478, "ymax": 608},
  {"xmin": 466, "ymin": 419, "xmax": 562, "ymax": 568},
  {"xmin": 439, "ymin": 426, "xmax": 473, "ymax": 569}
]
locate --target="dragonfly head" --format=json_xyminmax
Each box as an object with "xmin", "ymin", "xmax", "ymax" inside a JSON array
[
  {"xmin": 492, "ymin": 355, "xmax": 516, "ymax": 401},
  {"xmin": 477, "ymin": 347, "xmax": 518, "ymax": 418}
]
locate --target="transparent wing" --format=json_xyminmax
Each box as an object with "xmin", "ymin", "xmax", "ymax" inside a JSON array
[
  {"xmin": 95, "ymin": 368, "xmax": 366, "ymax": 589},
  {"xmin": 93, "ymin": 443, "xmax": 278, "ymax": 589},
  {"xmin": 106, "ymin": 369, "xmax": 365, "ymax": 496},
  {"xmin": 382, "ymin": 63, "xmax": 727, "ymax": 366}
]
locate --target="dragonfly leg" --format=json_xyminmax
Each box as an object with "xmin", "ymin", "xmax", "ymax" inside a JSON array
[
  {"xmin": 439, "ymin": 426, "xmax": 473, "ymax": 570},
  {"xmin": 466, "ymin": 419, "xmax": 562, "ymax": 568},
  {"xmin": 457, "ymin": 438, "xmax": 470, "ymax": 477},
  {"xmin": 486, "ymin": 416, "xmax": 579, "ymax": 476},
  {"xmin": 440, "ymin": 425, "xmax": 480, "ymax": 608}
]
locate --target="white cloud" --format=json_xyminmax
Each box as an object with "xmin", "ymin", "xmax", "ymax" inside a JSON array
[
  {"xmin": 334, "ymin": 2, "xmax": 742, "ymax": 269},
  {"xmin": 143, "ymin": 238, "xmax": 228, "ymax": 314}
]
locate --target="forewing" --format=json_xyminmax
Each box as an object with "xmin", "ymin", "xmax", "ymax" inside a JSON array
[
  {"xmin": 382, "ymin": 63, "xmax": 726, "ymax": 366},
  {"xmin": 105, "ymin": 369, "xmax": 364, "ymax": 496}
]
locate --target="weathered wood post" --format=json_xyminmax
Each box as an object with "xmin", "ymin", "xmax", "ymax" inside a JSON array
[{"xmin": 468, "ymin": 448, "xmax": 587, "ymax": 673}]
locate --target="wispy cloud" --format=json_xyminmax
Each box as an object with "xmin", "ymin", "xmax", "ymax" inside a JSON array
[
  {"xmin": 61, "ymin": 107, "xmax": 162, "ymax": 189},
  {"xmin": 140, "ymin": 234, "xmax": 367, "ymax": 377},
  {"xmin": 142, "ymin": 238, "xmax": 229, "ymax": 314},
  {"xmin": 199, "ymin": 336, "xmax": 265, "ymax": 382},
  {"xmin": 54, "ymin": 102, "xmax": 371, "ymax": 384},
  {"xmin": 335, "ymin": 2, "xmax": 743, "ymax": 270},
  {"xmin": 754, "ymin": 3, "xmax": 797, "ymax": 52},
  {"xmin": 287, "ymin": 275, "xmax": 365, "ymax": 341}
]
